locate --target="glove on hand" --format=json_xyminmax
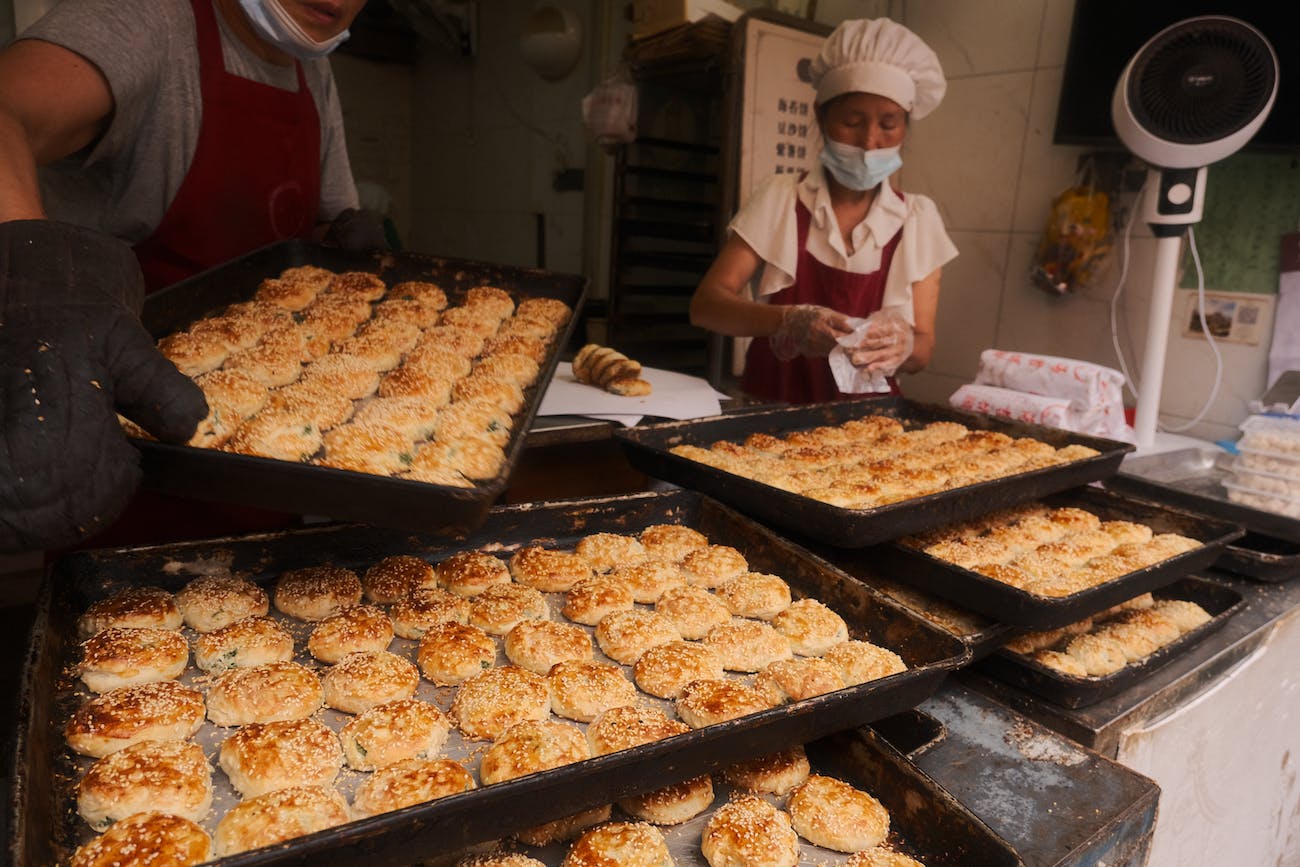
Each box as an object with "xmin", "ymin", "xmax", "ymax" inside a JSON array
[
  {"xmin": 323, "ymin": 207, "xmax": 392, "ymax": 253},
  {"xmin": 0, "ymin": 220, "xmax": 208, "ymax": 552},
  {"xmin": 847, "ymin": 307, "xmax": 914, "ymax": 376},
  {"xmin": 769, "ymin": 304, "xmax": 854, "ymax": 361}
]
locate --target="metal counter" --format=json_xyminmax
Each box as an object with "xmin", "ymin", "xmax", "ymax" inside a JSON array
[{"xmin": 914, "ymin": 682, "xmax": 1160, "ymax": 867}]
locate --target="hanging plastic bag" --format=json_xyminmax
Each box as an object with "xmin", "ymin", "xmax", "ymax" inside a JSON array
[
  {"xmin": 582, "ymin": 65, "xmax": 638, "ymax": 150},
  {"xmin": 1031, "ymin": 161, "xmax": 1113, "ymax": 295}
]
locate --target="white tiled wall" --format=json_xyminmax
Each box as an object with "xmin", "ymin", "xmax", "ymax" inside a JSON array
[{"xmin": 828, "ymin": 0, "xmax": 1294, "ymax": 441}]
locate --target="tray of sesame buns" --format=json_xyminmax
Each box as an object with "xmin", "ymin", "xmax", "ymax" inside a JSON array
[
  {"xmin": 126, "ymin": 238, "xmax": 587, "ymax": 536},
  {"xmin": 973, "ymin": 576, "xmax": 1245, "ymax": 708},
  {"xmin": 441, "ymin": 723, "xmax": 1021, "ymax": 867},
  {"xmin": 867, "ymin": 486, "xmax": 1243, "ymax": 630},
  {"xmin": 613, "ymin": 397, "xmax": 1134, "ymax": 548},
  {"xmin": 10, "ymin": 489, "xmax": 970, "ymax": 867}
]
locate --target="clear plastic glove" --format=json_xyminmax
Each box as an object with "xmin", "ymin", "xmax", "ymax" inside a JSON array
[
  {"xmin": 769, "ymin": 304, "xmax": 854, "ymax": 361},
  {"xmin": 846, "ymin": 307, "xmax": 914, "ymax": 376},
  {"xmin": 0, "ymin": 220, "xmax": 208, "ymax": 552}
]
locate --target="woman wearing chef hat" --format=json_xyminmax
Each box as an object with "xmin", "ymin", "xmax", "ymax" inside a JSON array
[
  {"xmin": 0, "ymin": 0, "xmax": 383, "ymax": 552},
  {"xmin": 690, "ymin": 17, "xmax": 958, "ymax": 404}
]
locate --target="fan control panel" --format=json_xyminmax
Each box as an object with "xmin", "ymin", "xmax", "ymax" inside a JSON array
[{"xmin": 1144, "ymin": 165, "xmax": 1206, "ymax": 232}]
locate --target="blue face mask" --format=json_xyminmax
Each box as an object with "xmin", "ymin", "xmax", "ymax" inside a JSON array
[
  {"xmin": 819, "ymin": 140, "xmax": 903, "ymax": 191},
  {"xmin": 238, "ymin": 0, "xmax": 351, "ymax": 60}
]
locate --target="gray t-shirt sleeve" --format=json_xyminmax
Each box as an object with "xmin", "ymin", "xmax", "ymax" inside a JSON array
[
  {"xmin": 27, "ymin": 0, "xmax": 357, "ymax": 239},
  {"xmin": 308, "ymin": 60, "xmax": 360, "ymax": 223}
]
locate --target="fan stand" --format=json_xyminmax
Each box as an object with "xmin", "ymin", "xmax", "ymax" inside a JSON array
[{"xmin": 1131, "ymin": 166, "xmax": 1211, "ymax": 453}]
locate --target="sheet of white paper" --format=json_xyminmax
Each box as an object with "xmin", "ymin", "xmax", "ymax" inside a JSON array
[{"xmin": 538, "ymin": 363, "xmax": 727, "ymax": 427}]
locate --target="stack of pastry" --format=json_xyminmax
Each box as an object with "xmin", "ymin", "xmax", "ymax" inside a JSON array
[{"xmin": 571, "ymin": 344, "xmax": 652, "ymax": 396}]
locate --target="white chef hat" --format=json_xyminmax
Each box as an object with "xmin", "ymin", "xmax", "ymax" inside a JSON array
[{"xmin": 809, "ymin": 18, "xmax": 946, "ymax": 119}]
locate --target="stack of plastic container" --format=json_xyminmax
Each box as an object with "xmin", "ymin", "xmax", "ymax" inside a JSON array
[{"xmin": 1225, "ymin": 415, "xmax": 1300, "ymax": 517}]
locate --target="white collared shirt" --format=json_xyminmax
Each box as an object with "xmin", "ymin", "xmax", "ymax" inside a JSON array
[{"xmin": 729, "ymin": 162, "xmax": 958, "ymax": 324}]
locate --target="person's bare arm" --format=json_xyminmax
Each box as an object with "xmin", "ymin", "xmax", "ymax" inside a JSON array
[
  {"xmin": 689, "ymin": 234, "xmax": 785, "ymax": 337},
  {"xmin": 0, "ymin": 39, "xmax": 114, "ymax": 221},
  {"xmin": 899, "ymin": 266, "xmax": 941, "ymax": 373},
  {"xmin": 691, "ymin": 233, "xmax": 856, "ymax": 359}
]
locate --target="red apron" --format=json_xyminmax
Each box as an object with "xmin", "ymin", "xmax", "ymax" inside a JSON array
[
  {"xmin": 89, "ymin": 0, "xmax": 322, "ymax": 548},
  {"xmin": 133, "ymin": 0, "xmax": 321, "ymax": 294},
  {"xmin": 741, "ymin": 192, "xmax": 904, "ymax": 405}
]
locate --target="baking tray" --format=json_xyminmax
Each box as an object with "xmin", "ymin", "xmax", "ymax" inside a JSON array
[
  {"xmin": 133, "ymin": 238, "xmax": 588, "ymax": 537},
  {"xmin": 795, "ymin": 541, "xmax": 1015, "ymax": 661},
  {"xmin": 1214, "ymin": 532, "xmax": 1300, "ymax": 582},
  {"xmin": 867, "ymin": 485, "xmax": 1243, "ymax": 630},
  {"xmin": 1105, "ymin": 446, "xmax": 1300, "ymax": 544},
  {"xmin": 973, "ymin": 576, "xmax": 1245, "ymax": 709},
  {"xmin": 9, "ymin": 489, "xmax": 970, "ymax": 867},
  {"xmin": 866, "ymin": 708, "xmax": 947, "ymax": 759},
  {"xmin": 460, "ymin": 723, "xmax": 1020, "ymax": 867},
  {"xmin": 614, "ymin": 397, "xmax": 1134, "ymax": 548}
]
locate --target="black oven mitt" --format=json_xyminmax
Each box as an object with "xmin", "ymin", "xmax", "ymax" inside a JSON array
[
  {"xmin": 0, "ymin": 220, "xmax": 208, "ymax": 552},
  {"xmin": 323, "ymin": 207, "xmax": 393, "ymax": 253}
]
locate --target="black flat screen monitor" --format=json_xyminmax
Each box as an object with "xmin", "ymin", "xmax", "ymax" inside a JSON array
[{"xmin": 1054, "ymin": 1, "xmax": 1299, "ymax": 152}]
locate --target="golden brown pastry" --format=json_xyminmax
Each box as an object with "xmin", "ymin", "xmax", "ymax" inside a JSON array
[
  {"xmin": 571, "ymin": 343, "xmax": 652, "ymax": 397},
  {"xmin": 702, "ymin": 795, "xmax": 798, "ymax": 867},
  {"xmin": 788, "ymin": 774, "xmax": 890, "ymax": 852},
  {"xmin": 72, "ymin": 812, "xmax": 211, "ymax": 867}
]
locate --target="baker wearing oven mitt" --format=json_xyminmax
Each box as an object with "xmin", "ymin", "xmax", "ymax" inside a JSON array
[{"xmin": 0, "ymin": 0, "xmax": 387, "ymax": 552}]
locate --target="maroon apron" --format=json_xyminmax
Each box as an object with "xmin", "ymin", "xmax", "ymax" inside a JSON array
[
  {"xmin": 90, "ymin": 0, "xmax": 322, "ymax": 547},
  {"xmin": 133, "ymin": 0, "xmax": 321, "ymax": 294},
  {"xmin": 741, "ymin": 192, "xmax": 905, "ymax": 405}
]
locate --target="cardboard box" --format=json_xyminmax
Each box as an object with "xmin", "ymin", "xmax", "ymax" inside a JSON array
[{"xmin": 632, "ymin": 0, "xmax": 743, "ymax": 40}]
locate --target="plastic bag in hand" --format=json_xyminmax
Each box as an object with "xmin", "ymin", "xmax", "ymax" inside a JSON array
[
  {"xmin": 846, "ymin": 307, "xmax": 914, "ymax": 376},
  {"xmin": 769, "ymin": 304, "xmax": 853, "ymax": 361},
  {"xmin": 0, "ymin": 221, "xmax": 207, "ymax": 552}
]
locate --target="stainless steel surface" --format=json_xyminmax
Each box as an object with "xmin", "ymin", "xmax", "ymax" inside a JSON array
[{"xmin": 1119, "ymin": 447, "xmax": 1228, "ymax": 491}]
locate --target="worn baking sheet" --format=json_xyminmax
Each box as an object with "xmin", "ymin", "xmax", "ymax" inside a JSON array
[
  {"xmin": 795, "ymin": 543, "xmax": 1014, "ymax": 661},
  {"xmin": 1214, "ymin": 532, "xmax": 1300, "ymax": 582},
  {"xmin": 614, "ymin": 397, "xmax": 1133, "ymax": 548},
  {"xmin": 1106, "ymin": 447, "xmax": 1300, "ymax": 545},
  {"xmin": 132, "ymin": 238, "xmax": 588, "ymax": 537},
  {"xmin": 868, "ymin": 486, "xmax": 1244, "ymax": 630},
  {"xmin": 9, "ymin": 490, "xmax": 970, "ymax": 867},
  {"xmin": 974, "ymin": 576, "xmax": 1245, "ymax": 709},
  {"xmin": 866, "ymin": 708, "xmax": 947, "ymax": 760},
  {"xmin": 455, "ymin": 724, "xmax": 1020, "ymax": 867}
]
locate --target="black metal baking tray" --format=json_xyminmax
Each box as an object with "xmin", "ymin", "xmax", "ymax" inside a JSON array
[
  {"xmin": 9, "ymin": 489, "xmax": 970, "ymax": 867},
  {"xmin": 483, "ymin": 722, "xmax": 1019, "ymax": 867},
  {"xmin": 867, "ymin": 485, "xmax": 1243, "ymax": 630},
  {"xmin": 1213, "ymin": 532, "xmax": 1300, "ymax": 582},
  {"xmin": 866, "ymin": 708, "xmax": 948, "ymax": 759},
  {"xmin": 795, "ymin": 542, "xmax": 1015, "ymax": 661},
  {"xmin": 802, "ymin": 726, "xmax": 1022, "ymax": 866},
  {"xmin": 973, "ymin": 576, "xmax": 1244, "ymax": 709},
  {"xmin": 614, "ymin": 397, "xmax": 1133, "ymax": 548},
  {"xmin": 132, "ymin": 238, "xmax": 588, "ymax": 537},
  {"xmin": 1105, "ymin": 446, "xmax": 1300, "ymax": 545}
]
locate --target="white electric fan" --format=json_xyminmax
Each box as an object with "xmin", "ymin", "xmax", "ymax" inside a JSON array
[{"xmin": 1111, "ymin": 15, "xmax": 1278, "ymax": 449}]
